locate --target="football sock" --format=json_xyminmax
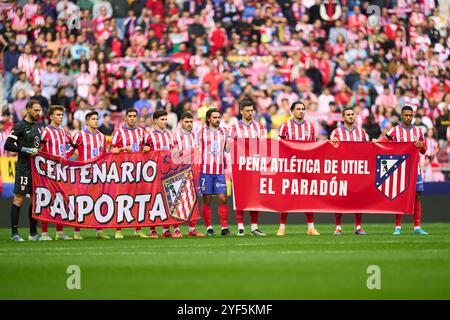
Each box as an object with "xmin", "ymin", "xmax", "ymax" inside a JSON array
[
  {"xmin": 238, "ymin": 223, "xmax": 244, "ymax": 230},
  {"xmin": 11, "ymin": 204, "xmax": 20, "ymax": 235},
  {"xmin": 307, "ymin": 222, "xmax": 315, "ymax": 229},
  {"xmin": 28, "ymin": 204, "xmax": 38, "ymax": 235},
  {"xmin": 395, "ymin": 214, "xmax": 402, "ymax": 227},
  {"xmin": 306, "ymin": 212, "xmax": 314, "ymax": 224},
  {"xmin": 336, "ymin": 225, "xmax": 342, "ymax": 230},
  {"xmin": 202, "ymin": 205, "xmax": 212, "ymax": 227},
  {"xmin": 355, "ymin": 213, "xmax": 362, "ymax": 227},
  {"xmin": 280, "ymin": 212, "xmax": 288, "ymax": 224},
  {"xmin": 56, "ymin": 224, "xmax": 63, "ymax": 232},
  {"xmin": 413, "ymin": 196, "xmax": 422, "ymax": 227},
  {"xmin": 41, "ymin": 222, "xmax": 48, "ymax": 233},
  {"xmin": 74, "ymin": 227, "xmax": 81, "ymax": 232},
  {"xmin": 334, "ymin": 213, "xmax": 342, "ymax": 227},
  {"xmin": 356, "ymin": 225, "xmax": 361, "ymax": 230},
  {"xmin": 235, "ymin": 210, "xmax": 244, "ymax": 224},
  {"xmin": 251, "ymin": 224, "xmax": 258, "ymax": 232},
  {"xmin": 279, "ymin": 223, "xmax": 286, "ymax": 229},
  {"xmin": 219, "ymin": 204, "xmax": 228, "ymax": 228},
  {"xmin": 250, "ymin": 211, "xmax": 258, "ymax": 224}
]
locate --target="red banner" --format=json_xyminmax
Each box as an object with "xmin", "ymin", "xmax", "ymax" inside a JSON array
[
  {"xmin": 231, "ymin": 139, "xmax": 419, "ymax": 214},
  {"xmin": 32, "ymin": 151, "xmax": 200, "ymax": 228}
]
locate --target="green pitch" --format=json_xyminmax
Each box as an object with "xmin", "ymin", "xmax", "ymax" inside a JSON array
[{"xmin": 1, "ymin": 223, "xmax": 449, "ymax": 300}]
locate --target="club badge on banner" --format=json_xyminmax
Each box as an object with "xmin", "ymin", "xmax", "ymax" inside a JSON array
[
  {"xmin": 31, "ymin": 151, "xmax": 200, "ymax": 228},
  {"xmin": 231, "ymin": 139, "xmax": 419, "ymax": 214}
]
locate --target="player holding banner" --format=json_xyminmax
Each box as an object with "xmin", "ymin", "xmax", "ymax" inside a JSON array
[
  {"xmin": 111, "ymin": 109, "xmax": 149, "ymax": 239},
  {"xmin": 39, "ymin": 105, "xmax": 73, "ymax": 240},
  {"xmin": 198, "ymin": 108, "xmax": 230, "ymax": 236},
  {"xmin": 173, "ymin": 111, "xmax": 205, "ymax": 237},
  {"xmin": 228, "ymin": 99, "xmax": 266, "ymax": 236},
  {"xmin": 144, "ymin": 110, "xmax": 181, "ymax": 238},
  {"xmin": 278, "ymin": 101, "xmax": 320, "ymax": 236},
  {"xmin": 381, "ymin": 105, "xmax": 429, "ymax": 235},
  {"xmin": 71, "ymin": 110, "xmax": 110, "ymax": 239},
  {"xmin": 330, "ymin": 107, "xmax": 368, "ymax": 235}
]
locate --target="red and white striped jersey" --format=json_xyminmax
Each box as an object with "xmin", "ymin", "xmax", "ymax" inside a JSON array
[
  {"xmin": 330, "ymin": 125, "xmax": 369, "ymax": 142},
  {"xmin": 278, "ymin": 119, "xmax": 316, "ymax": 141},
  {"xmin": 0, "ymin": 129, "xmax": 12, "ymax": 156},
  {"xmin": 386, "ymin": 124, "xmax": 425, "ymax": 144},
  {"xmin": 228, "ymin": 120, "xmax": 266, "ymax": 139},
  {"xmin": 111, "ymin": 125, "xmax": 145, "ymax": 152},
  {"xmin": 198, "ymin": 126, "xmax": 227, "ymax": 174},
  {"xmin": 174, "ymin": 129, "xmax": 198, "ymax": 151},
  {"xmin": 72, "ymin": 129, "xmax": 107, "ymax": 161},
  {"xmin": 144, "ymin": 129, "xmax": 174, "ymax": 151},
  {"xmin": 384, "ymin": 124, "xmax": 427, "ymax": 172},
  {"xmin": 41, "ymin": 125, "xmax": 73, "ymax": 157},
  {"xmin": 173, "ymin": 129, "xmax": 198, "ymax": 164}
]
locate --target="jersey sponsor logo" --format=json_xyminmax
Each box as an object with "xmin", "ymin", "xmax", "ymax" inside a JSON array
[
  {"xmin": 92, "ymin": 148, "xmax": 99, "ymax": 157},
  {"xmin": 34, "ymin": 136, "xmax": 40, "ymax": 148},
  {"xmin": 375, "ymin": 155, "xmax": 410, "ymax": 200},
  {"xmin": 162, "ymin": 168, "xmax": 197, "ymax": 221},
  {"xmin": 161, "ymin": 146, "xmax": 169, "ymax": 151},
  {"xmin": 59, "ymin": 144, "xmax": 66, "ymax": 155},
  {"xmin": 210, "ymin": 141, "xmax": 221, "ymax": 155},
  {"xmin": 131, "ymin": 143, "xmax": 139, "ymax": 152}
]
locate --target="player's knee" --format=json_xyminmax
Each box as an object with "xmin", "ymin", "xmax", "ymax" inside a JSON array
[
  {"xmin": 13, "ymin": 195, "xmax": 24, "ymax": 207},
  {"xmin": 218, "ymin": 195, "xmax": 227, "ymax": 204}
]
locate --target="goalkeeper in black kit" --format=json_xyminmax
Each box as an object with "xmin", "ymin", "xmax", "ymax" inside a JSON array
[{"xmin": 4, "ymin": 100, "xmax": 42, "ymax": 241}]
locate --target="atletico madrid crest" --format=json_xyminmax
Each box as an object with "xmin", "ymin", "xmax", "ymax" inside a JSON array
[
  {"xmin": 162, "ymin": 168, "xmax": 197, "ymax": 221},
  {"xmin": 375, "ymin": 155, "xmax": 410, "ymax": 200}
]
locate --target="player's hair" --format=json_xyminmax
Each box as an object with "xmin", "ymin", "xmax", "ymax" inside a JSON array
[
  {"xmin": 153, "ymin": 109, "xmax": 167, "ymax": 120},
  {"xmin": 26, "ymin": 99, "xmax": 40, "ymax": 109},
  {"xmin": 290, "ymin": 101, "xmax": 305, "ymax": 112},
  {"xmin": 85, "ymin": 110, "xmax": 98, "ymax": 121},
  {"xmin": 205, "ymin": 108, "xmax": 221, "ymax": 126},
  {"xmin": 125, "ymin": 108, "xmax": 138, "ymax": 116},
  {"xmin": 342, "ymin": 107, "xmax": 354, "ymax": 116},
  {"xmin": 48, "ymin": 105, "xmax": 65, "ymax": 116},
  {"xmin": 180, "ymin": 111, "xmax": 194, "ymax": 120},
  {"xmin": 401, "ymin": 105, "xmax": 414, "ymax": 113},
  {"xmin": 239, "ymin": 98, "xmax": 255, "ymax": 111}
]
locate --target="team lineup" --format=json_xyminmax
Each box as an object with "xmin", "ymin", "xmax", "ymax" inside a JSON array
[{"xmin": 4, "ymin": 98, "xmax": 429, "ymax": 241}]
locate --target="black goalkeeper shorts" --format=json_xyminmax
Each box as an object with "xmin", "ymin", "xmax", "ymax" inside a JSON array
[{"xmin": 14, "ymin": 166, "xmax": 32, "ymax": 195}]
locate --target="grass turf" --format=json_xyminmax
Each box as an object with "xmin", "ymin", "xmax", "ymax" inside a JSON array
[{"xmin": 0, "ymin": 223, "xmax": 449, "ymax": 300}]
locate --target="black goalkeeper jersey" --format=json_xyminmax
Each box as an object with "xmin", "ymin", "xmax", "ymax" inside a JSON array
[{"xmin": 6, "ymin": 120, "xmax": 41, "ymax": 169}]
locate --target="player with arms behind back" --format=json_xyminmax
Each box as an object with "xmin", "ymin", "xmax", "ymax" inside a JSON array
[
  {"xmin": 173, "ymin": 111, "xmax": 205, "ymax": 237},
  {"xmin": 278, "ymin": 101, "xmax": 320, "ymax": 236},
  {"xmin": 198, "ymin": 108, "xmax": 230, "ymax": 236},
  {"xmin": 330, "ymin": 107, "xmax": 369, "ymax": 235},
  {"xmin": 380, "ymin": 105, "xmax": 429, "ymax": 235},
  {"xmin": 228, "ymin": 98, "xmax": 267, "ymax": 236}
]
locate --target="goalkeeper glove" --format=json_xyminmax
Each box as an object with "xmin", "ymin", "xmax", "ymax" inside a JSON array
[{"xmin": 21, "ymin": 147, "xmax": 38, "ymax": 156}]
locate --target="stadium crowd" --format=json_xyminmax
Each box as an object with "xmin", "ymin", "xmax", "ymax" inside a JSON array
[{"xmin": 0, "ymin": 0, "xmax": 450, "ymax": 181}]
